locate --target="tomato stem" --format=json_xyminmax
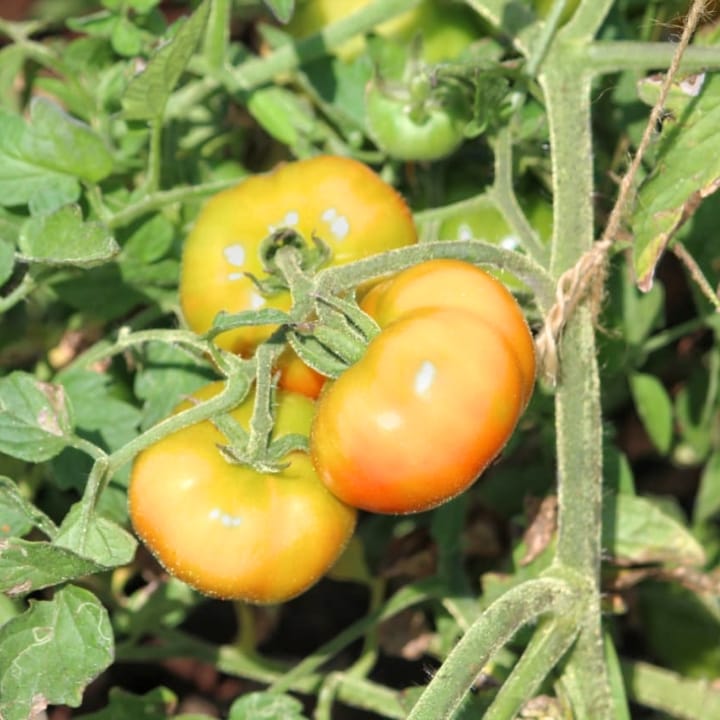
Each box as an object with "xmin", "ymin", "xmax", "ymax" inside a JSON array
[{"xmin": 406, "ymin": 577, "xmax": 576, "ymax": 720}]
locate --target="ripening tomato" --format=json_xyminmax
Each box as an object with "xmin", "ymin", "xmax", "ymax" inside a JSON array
[
  {"xmin": 129, "ymin": 383, "xmax": 357, "ymax": 602},
  {"xmin": 276, "ymin": 346, "xmax": 327, "ymax": 398},
  {"xmin": 362, "ymin": 259, "xmax": 536, "ymax": 406},
  {"xmin": 286, "ymin": 0, "xmax": 484, "ymax": 63},
  {"xmin": 180, "ymin": 155, "xmax": 417, "ymax": 357},
  {"xmin": 311, "ymin": 307, "xmax": 526, "ymax": 514}
]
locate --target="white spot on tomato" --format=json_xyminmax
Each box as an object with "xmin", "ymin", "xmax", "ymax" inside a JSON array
[
  {"xmin": 223, "ymin": 243, "xmax": 246, "ymax": 266},
  {"xmin": 209, "ymin": 507, "xmax": 243, "ymax": 528},
  {"xmin": 330, "ymin": 215, "xmax": 350, "ymax": 240},
  {"xmin": 413, "ymin": 360, "xmax": 436, "ymax": 397},
  {"xmin": 283, "ymin": 210, "xmax": 299, "ymax": 226},
  {"xmin": 321, "ymin": 207, "xmax": 350, "ymax": 240}
]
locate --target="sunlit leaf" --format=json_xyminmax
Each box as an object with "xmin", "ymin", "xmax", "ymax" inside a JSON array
[
  {"xmin": 632, "ymin": 72, "xmax": 720, "ymax": 290},
  {"xmin": 122, "ymin": 0, "xmax": 211, "ymax": 120}
]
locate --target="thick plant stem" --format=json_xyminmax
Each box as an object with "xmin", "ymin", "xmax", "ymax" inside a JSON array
[
  {"xmin": 406, "ymin": 577, "xmax": 575, "ymax": 719},
  {"xmin": 541, "ymin": 46, "xmax": 612, "ymax": 717},
  {"xmin": 484, "ymin": 615, "xmax": 580, "ymax": 720}
]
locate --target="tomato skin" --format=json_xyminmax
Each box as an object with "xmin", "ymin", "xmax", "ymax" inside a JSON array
[
  {"xmin": 276, "ymin": 346, "xmax": 327, "ymax": 398},
  {"xmin": 129, "ymin": 383, "xmax": 357, "ymax": 602},
  {"xmin": 362, "ymin": 259, "xmax": 536, "ymax": 406},
  {"xmin": 180, "ymin": 155, "xmax": 417, "ymax": 356},
  {"xmin": 311, "ymin": 308, "xmax": 525, "ymax": 514}
]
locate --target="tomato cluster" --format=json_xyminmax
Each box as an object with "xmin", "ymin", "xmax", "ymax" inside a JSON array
[{"xmin": 130, "ymin": 156, "xmax": 536, "ymax": 603}]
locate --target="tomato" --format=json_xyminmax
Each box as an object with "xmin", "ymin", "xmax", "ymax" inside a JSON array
[
  {"xmin": 286, "ymin": 0, "xmax": 484, "ymax": 63},
  {"xmin": 276, "ymin": 346, "xmax": 326, "ymax": 398},
  {"xmin": 361, "ymin": 259, "xmax": 536, "ymax": 407},
  {"xmin": 180, "ymin": 155, "xmax": 417, "ymax": 357},
  {"xmin": 129, "ymin": 383, "xmax": 357, "ymax": 602},
  {"xmin": 311, "ymin": 307, "xmax": 525, "ymax": 514},
  {"xmin": 365, "ymin": 78, "xmax": 469, "ymax": 162}
]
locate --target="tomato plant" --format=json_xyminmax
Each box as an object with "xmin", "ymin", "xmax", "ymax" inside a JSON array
[
  {"xmin": 311, "ymin": 306, "xmax": 526, "ymax": 514},
  {"xmin": 129, "ymin": 383, "xmax": 357, "ymax": 602},
  {"xmin": 286, "ymin": 0, "xmax": 483, "ymax": 62},
  {"xmin": 179, "ymin": 155, "xmax": 417, "ymax": 357}
]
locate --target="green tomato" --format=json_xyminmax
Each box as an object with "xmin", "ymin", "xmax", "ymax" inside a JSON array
[
  {"xmin": 365, "ymin": 79, "xmax": 469, "ymax": 161},
  {"xmin": 428, "ymin": 193, "xmax": 553, "ymax": 289}
]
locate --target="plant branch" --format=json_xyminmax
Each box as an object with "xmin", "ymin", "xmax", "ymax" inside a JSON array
[
  {"xmin": 316, "ymin": 241, "xmax": 556, "ymax": 315},
  {"xmin": 484, "ymin": 615, "xmax": 580, "ymax": 720},
  {"xmin": 585, "ymin": 41, "xmax": 720, "ymax": 77},
  {"xmin": 539, "ymin": 38, "xmax": 613, "ymax": 717},
  {"xmin": 406, "ymin": 577, "xmax": 575, "ymax": 720}
]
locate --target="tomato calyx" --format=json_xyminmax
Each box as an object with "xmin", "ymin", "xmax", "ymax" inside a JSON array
[
  {"xmin": 287, "ymin": 292, "xmax": 379, "ymax": 380},
  {"xmin": 259, "ymin": 228, "xmax": 331, "ymax": 278}
]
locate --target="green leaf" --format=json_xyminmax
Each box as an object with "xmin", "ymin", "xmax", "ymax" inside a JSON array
[
  {"xmin": 0, "ymin": 99, "xmax": 114, "ymax": 215},
  {"xmin": 18, "ymin": 206, "xmax": 119, "ymax": 268},
  {"xmin": 0, "ymin": 585, "xmax": 113, "ymax": 720},
  {"xmin": 123, "ymin": 212, "xmax": 175, "ymax": 263},
  {"xmin": 72, "ymin": 687, "xmax": 179, "ymax": 720},
  {"xmin": 264, "ymin": 0, "xmax": 295, "ymax": 23},
  {"xmin": 122, "ymin": 0, "xmax": 211, "ymax": 120},
  {"xmin": 228, "ymin": 691, "xmax": 309, "ymax": 720},
  {"xmin": 0, "ymin": 538, "xmax": 105, "ymax": 597},
  {"xmin": 629, "ymin": 372, "xmax": 673, "ymax": 455},
  {"xmin": 111, "ymin": 15, "xmax": 144, "ymax": 56},
  {"xmin": 602, "ymin": 493, "xmax": 706, "ymax": 567},
  {"xmin": 694, "ymin": 450, "xmax": 720, "ymax": 527},
  {"xmin": 247, "ymin": 86, "xmax": 316, "ymax": 146},
  {"xmin": 632, "ymin": 72, "xmax": 720, "ymax": 290},
  {"xmin": 133, "ymin": 342, "xmax": 216, "ymax": 430},
  {"xmin": 638, "ymin": 581, "xmax": 720, "ymax": 678},
  {"xmin": 54, "ymin": 503, "xmax": 138, "ymax": 567},
  {"xmin": 52, "ymin": 264, "xmax": 152, "ymax": 321},
  {"xmin": 58, "ymin": 369, "xmax": 141, "ymax": 453},
  {"xmin": 0, "ymin": 372, "xmax": 75, "ymax": 462},
  {"xmin": 0, "ymin": 477, "xmax": 58, "ymax": 540}
]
